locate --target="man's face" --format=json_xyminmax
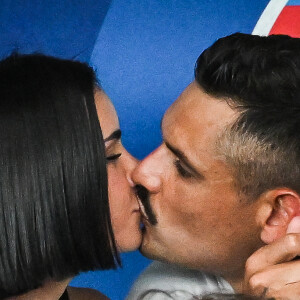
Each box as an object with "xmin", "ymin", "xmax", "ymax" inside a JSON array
[{"xmin": 132, "ymin": 82, "xmax": 263, "ymax": 284}]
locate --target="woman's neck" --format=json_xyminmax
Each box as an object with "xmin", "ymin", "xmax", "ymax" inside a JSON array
[{"xmin": 7, "ymin": 277, "xmax": 72, "ymax": 300}]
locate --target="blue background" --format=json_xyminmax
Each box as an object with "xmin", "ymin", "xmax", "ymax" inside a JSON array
[
  {"xmin": 0, "ymin": 1, "xmax": 269, "ymax": 299},
  {"xmin": 288, "ymin": 0, "xmax": 300, "ymax": 5}
]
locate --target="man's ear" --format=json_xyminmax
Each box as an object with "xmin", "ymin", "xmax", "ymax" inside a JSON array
[{"xmin": 257, "ymin": 189, "xmax": 300, "ymax": 244}]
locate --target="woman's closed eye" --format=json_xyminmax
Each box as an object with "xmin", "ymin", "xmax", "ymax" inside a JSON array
[{"xmin": 106, "ymin": 153, "xmax": 122, "ymax": 163}]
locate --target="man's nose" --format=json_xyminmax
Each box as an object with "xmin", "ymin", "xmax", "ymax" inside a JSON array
[{"xmin": 131, "ymin": 147, "xmax": 163, "ymax": 194}]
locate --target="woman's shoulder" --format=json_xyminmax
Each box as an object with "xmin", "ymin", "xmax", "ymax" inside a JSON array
[{"xmin": 67, "ymin": 286, "xmax": 110, "ymax": 300}]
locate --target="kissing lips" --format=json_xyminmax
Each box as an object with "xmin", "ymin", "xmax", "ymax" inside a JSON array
[
  {"xmin": 137, "ymin": 198, "xmax": 150, "ymax": 222},
  {"xmin": 135, "ymin": 184, "xmax": 158, "ymax": 225}
]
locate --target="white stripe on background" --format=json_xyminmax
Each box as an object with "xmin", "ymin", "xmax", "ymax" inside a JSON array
[{"xmin": 252, "ymin": 0, "xmax": 289, "ymax": 36}]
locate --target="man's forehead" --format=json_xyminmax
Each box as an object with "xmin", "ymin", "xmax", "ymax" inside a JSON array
[
  {"xmin": 161, "ymin": 82, "xmax": 238, "ymax": 168},
  {"xmin": 162, "ymin": 83, "xmax": 236, "ymax": 133},
  {"xmin": 162, "ymin": 83, "xmax": 197, "ymax": 121}
]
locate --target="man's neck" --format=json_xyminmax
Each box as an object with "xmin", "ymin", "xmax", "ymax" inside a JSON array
[{"xmin": 7, "ymin": 277, "xmax": 72, "ymax": 300}]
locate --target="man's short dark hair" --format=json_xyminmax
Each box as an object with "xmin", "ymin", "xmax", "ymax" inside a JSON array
[
  {"xmin": 195, "ymin": 33, "xmax": 300, "ymax": 200},
  {"xmin": 0, "ymin": 53, "xmax": 119, "ymax": 296},
  {"xmin": 138, "ymin": 290, "xmax": 269, "ymax": 300}
]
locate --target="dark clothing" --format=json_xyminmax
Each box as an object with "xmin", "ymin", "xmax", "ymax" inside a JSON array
[{"xmin": 59, "ymin": 289, "xmax": 69, "ymax": 300}]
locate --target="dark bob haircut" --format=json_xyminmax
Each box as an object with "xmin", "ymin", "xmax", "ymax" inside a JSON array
[{"xmin": 0, "ymin": 53, "xmax": 119, "ymax": 297}]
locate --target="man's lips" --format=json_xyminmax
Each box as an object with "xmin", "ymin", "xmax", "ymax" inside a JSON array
[
  {"xmin": 135, "ymin": 184, "xmax": 158, "ymax": 225},
  {"xmin": 137, "ymin": 198, "xmax": 150, "ymax": 221}
]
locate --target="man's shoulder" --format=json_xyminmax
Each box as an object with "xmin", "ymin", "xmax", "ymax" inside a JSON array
[{"xmin": 127, "ymin": 261, "xmax": 233, "ymax": 300}]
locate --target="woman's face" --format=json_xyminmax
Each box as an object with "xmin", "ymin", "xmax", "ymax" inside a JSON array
[{"xmin": 95, "ymin": 89, "xmax": 142, "ymax": 252}]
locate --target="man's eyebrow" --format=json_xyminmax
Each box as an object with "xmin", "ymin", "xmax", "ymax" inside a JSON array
[
  {"xmin": 165, "ymin": 141, "xmax": 203, "ymax": 178},
  {"xmin": 104, "ymin": 129, "xmax": 121, "ymax": 142}
]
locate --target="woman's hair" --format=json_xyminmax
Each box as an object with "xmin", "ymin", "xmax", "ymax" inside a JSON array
[{"xmin": 0, "ymin": 53, "xmax": 119, "ymax": 297}]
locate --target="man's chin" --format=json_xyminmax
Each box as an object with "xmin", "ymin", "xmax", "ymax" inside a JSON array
[
  {"xmin": 139, "ymin": 223, "xmax": 172, "ymax": 262},
  {"xmin": 138, "ymin": 236, "xmax": 154, "ymax": 259},
  {"xmin": 138, "ymin": 232, "xmax": 161, "ymax": 261},
  {"xmin": 139, "ymin": 233, "xmax": 203, "ymax": 270},
  {"xmin": 139, "ymin": 246, "xmax": 166, "ymax": 262},
  {"xmin": 138, "ymin": 235, "xmax": 173, "ymax": 264}
]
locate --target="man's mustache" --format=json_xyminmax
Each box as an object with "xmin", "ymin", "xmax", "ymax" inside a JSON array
[{"xmin": 135, "ymin": 184, "xmax": 157, "ymax": 225}]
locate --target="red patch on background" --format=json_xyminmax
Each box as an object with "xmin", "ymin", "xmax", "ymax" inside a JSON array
[{"xmin": 269, "ymin": 6, "xmax": 300, "ymax": 37}]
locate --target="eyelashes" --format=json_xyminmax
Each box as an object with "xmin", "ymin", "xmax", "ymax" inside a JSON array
[
  {"xmin": 174, "ymin": 159, "xmax": 192, "ymax": 178},
  {"xmin": 106, "ymin": 153, "xmax": 122, "ymax": 162}
]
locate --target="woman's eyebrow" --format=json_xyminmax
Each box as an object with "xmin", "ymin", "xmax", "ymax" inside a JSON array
[{"xmin": 104, "ymin": 129, "xmax": 121, "ymax": 143}]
